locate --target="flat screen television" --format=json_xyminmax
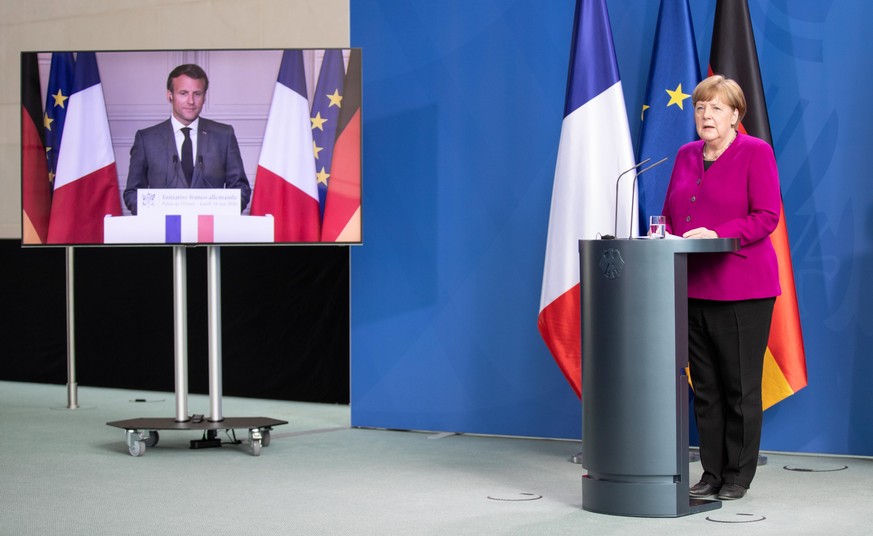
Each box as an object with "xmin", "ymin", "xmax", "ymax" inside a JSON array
[{"xmin": 21, "ymin": 48, "xmax": 362, "ymax": 246}]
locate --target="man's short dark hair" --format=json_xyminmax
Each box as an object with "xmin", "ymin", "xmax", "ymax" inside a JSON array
[{"xmin": 167, "ymin": 64, "xmax": 209, "ymax": 92}]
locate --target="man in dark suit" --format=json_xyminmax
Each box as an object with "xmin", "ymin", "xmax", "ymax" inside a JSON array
[{"xmin": 123, "ymin": 64, "xmax": 251, "ymax": 214}]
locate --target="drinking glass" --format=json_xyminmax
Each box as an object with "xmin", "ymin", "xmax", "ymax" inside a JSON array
[{"xmin": 649, "ymin": 215, "xmax": 666, "ymax": 239}]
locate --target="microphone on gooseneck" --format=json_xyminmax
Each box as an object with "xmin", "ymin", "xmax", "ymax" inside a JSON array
[
  {"xmin": 602, "ymin": 159, "xmax": 650, "ymax": 239},
  {"xmin": 627, "ymin": 157, "xmax": 669, "ymax": 239}
]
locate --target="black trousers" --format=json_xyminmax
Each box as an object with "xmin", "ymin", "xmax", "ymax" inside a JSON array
[{"xmin": 688, "ymin": 297, "xmax": 776, "ymax": 489}]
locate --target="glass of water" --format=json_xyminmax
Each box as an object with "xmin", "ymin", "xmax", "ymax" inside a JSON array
[{"xmin": 649, "ymin": 215, "xmax": 666, "ymax": 239}]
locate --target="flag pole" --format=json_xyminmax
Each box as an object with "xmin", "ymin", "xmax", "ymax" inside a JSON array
[{"xmin": 65, "ymin": 246, "xmax": 79, "ymax": 409}]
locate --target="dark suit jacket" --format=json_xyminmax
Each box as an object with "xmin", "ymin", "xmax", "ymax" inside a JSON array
[{"xmin": 123, "ymin": 118, "xmax": 251, "ymax": 214}]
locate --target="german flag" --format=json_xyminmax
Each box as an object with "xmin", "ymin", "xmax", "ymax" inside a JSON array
[
  {"xmin": 709, "ymin": 0, "xmax": 808, "ymax": 409},
  {"xmin": 21, "ymin": 53, "xmax": 52, "ymax": 244}
]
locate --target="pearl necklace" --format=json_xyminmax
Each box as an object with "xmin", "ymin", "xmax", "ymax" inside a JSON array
[{"xmin": 703, "ymin": 129, "xmax": 737, "ymax": 161}]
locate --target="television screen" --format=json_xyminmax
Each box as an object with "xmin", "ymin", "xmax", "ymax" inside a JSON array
[{"xmin": 21, "ymin": 48, "xmax": 362, "ymax": 246}]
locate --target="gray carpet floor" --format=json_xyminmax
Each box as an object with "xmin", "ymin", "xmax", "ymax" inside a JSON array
[{"xmin": 1, "ymin": 381, "xmax": 870, "ymax": 535}]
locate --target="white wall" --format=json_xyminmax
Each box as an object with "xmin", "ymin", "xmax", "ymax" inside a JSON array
[{"xmin": 0, "ymin": 0, "xmax": 349, "ymax": 238}]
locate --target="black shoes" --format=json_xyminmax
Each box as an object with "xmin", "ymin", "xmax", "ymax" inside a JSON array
[
  {"xmin": 717, "ymin": 483, "xmax": 747, "ymax": 500},
  {"xmin": 690, "ymin": 480, "xmax": 748, "ymax": 500},
  {"xmin": 689, "ymin": 481, "xmax": 720, "ymax": 498}
]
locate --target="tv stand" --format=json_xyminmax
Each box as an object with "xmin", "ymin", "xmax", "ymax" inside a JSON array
[{"xmin": 107, "ymin": 246, "xmax": 286, "ymax": 456}]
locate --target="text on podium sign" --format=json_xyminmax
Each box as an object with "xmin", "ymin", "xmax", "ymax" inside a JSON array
[{"xmin": 137, "ymin": 189, "xmax": 242, "ymax": 216}]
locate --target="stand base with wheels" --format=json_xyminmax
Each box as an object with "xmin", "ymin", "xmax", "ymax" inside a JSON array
[
  {"xmin": 107, "ymin": 417, "xmax": 286, "ymax": 457},
  {"xmin": 106, "ymin": 246, "xmax": 286, "ymax": 457}
]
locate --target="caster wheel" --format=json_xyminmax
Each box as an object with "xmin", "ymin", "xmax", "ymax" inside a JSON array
[
  {"xmin": 144, "ymin": 431, "xmax": 160, "ymax": 448},
  {"xmin": 129, "ymin": 440, "xmax": 146, "ymax": 457}
]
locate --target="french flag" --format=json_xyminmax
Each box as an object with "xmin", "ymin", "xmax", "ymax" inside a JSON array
[
  {"xmin": 538, "ymin": 0, "xmax": 637, "ymax": 396},
  {"xmin": 250, "ymin": 50, "xmax": 321, "ymax": 242},
  {"xmin": 47, "ymin": 52, "xmax": 122, "ymax": 244}
]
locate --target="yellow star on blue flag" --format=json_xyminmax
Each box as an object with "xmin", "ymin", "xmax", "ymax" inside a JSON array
[{"xmin": 665, "ymin": 83, "xmax": 691, "ymax": 109}]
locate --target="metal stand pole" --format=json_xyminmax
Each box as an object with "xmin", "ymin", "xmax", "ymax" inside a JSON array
[
  {"xmin": 207, "ymin": 246, "xmax": 223, "ymax": 422},
  {"xmin": 65, "ymin": 247, "xmax": 79, "ymax": 409},
  {"xmin": 173, "ymin": 246, "xmax": 189, "ymax": 422}
]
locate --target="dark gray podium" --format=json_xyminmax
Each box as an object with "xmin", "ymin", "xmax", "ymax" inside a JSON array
[{"xmin": 578, "ymin": 237, "xmax": 738, "ymax": 517}]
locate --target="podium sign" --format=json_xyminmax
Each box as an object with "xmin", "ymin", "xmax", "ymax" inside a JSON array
[
  {"xmin": 137, "ymin": 189, "xmax": 242, "ymax": 216},
  {"xmin": 578, "ymin": 238, "xmax": 737, "ymax": 517}
]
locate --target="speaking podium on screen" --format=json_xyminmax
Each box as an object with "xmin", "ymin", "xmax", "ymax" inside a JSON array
[
  {"xmin": 578, "ymin": 237, "xmax": 737, "ymax": 517},
  {"xmin": 104, "ymin": 189, "xmax": 273, "ymax": 244}
]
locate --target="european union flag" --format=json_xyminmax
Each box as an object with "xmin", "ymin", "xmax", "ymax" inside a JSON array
[
  {"xmin": 310, "ymin": 50, "xmax": 346, "ymax": 219},
  {"xmin": 44, "ymin": 52, "xmax": 76, "ymax": 189},
  {"xmin": 636, "ymin": 0, "xmax": 701, "ymax": 235}
]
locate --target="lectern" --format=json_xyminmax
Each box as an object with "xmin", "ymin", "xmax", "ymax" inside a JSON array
[{"xmin": 578, "ymin": 237, "xmax": 737, "ymax": 517}]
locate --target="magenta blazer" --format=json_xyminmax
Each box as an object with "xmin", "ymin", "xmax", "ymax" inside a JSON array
[{"xmin": 662, "ymin": 133, "xmax": 782, "ymax": 301}]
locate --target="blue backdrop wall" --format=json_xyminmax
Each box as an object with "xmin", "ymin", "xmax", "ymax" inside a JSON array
[{"xmin": 349, "ymin": 0, "xmax": 873, "ymax": 456}]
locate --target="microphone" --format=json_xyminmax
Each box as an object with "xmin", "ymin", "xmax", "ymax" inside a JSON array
[
  {"xmin": 603, "ymin": 159, "xmax": 651, "ymax": 239},
  {"xmin": 627, "ymin": 157, "xmax": 669, "ymax": 239}
]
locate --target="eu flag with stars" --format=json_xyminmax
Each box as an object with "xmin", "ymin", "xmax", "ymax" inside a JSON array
[
  {"xmin": 44, "ymin": 52, "xmax": 76, "ymax": 189},
  {"xmin": 636, "ymin": 0, "xmax": 700, "ymax": 235},
  {"xmin": 310, "ymin": 50, "xmax": 346, "ymax": 219}
]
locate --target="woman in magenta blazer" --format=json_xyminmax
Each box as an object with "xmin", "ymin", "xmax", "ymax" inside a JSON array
[{"xmin": 662, "ymin": 75, "xmax": 781, "ymax": 501}]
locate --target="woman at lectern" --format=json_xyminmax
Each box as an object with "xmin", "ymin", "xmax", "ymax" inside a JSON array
[{"xmin": 660, "ymin": 75, "xmax": 781, "ymax": 501}]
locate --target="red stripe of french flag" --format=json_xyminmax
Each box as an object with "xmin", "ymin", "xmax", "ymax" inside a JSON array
[{"xmin": 198, "ymin": 215, "xmax": 214, "ymax": 242}]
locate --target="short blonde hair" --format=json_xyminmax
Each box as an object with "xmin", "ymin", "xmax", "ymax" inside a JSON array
[{"xmin": 693, "ymin": 75, "xmax": 746, "ymax": 125}]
